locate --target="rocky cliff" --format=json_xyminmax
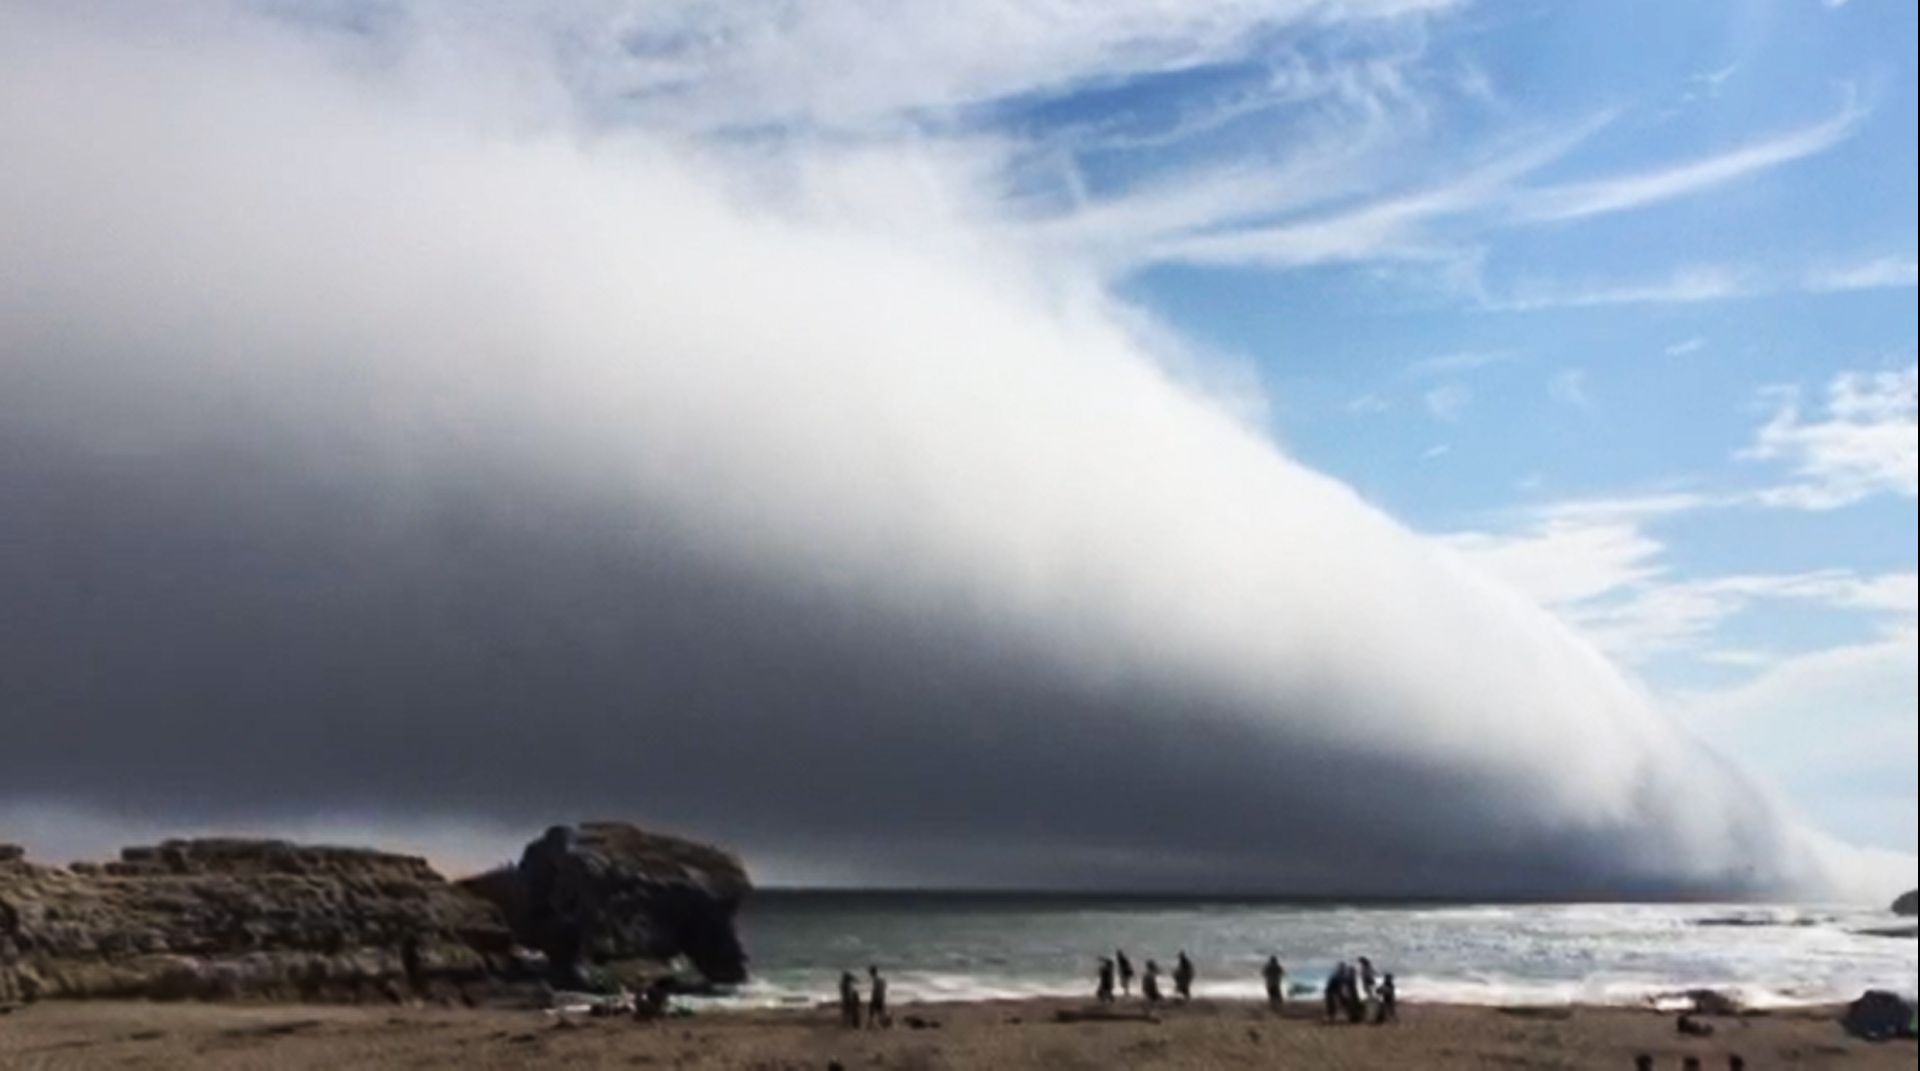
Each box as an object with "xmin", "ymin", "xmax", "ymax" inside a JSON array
[
  {"xmin": 1, "ymin": 822, "xmax": 751, "ymax": 1003},
  {"xmin": 0, "ymin": 838, "xmax": 510, "ymax": 1003}
]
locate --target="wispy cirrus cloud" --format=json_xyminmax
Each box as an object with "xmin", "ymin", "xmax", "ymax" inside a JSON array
[
  {"xmin": 1404, "ymin": 350, "xmax": 1512, "ymax": 378},
  {"xmin": 1488, "ymin": 253, "xmax": 1917, "ymax": 312},
  {"xmin": 1806, "ymin": 256, "xmax": 1920, "ymax": 292},
  {"xmin": 1510, "ymin": 99, "xmax": 1863, "ymax": 223},
  {"xmin": 1487, "ymin": 265, "xmax": 1750, "ymax": 310}
]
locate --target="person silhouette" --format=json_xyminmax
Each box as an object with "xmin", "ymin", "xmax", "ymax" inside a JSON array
[
  {"xmin": 1141, "ymin": 960, "xmax": 1164, "ymax": 1004},
  {"xmin": 838, "ymin": 971, "xmax": 862, "ymax": 1028},
  {"xmin": 1262, "ymin": 956, "xmax": 1285, "ymax": 1006},
  {"xmin": 866, "ymin": 965, "xmax": 890, "ymax": 1028},
  {"xmin": 1173, "ymin": 951, "xmax": 1195, "ymax": 1001},
  {"xmin": 1374, "ymin": 973, "xmax": 1397, "ymax": 1024},
  {"xmin": 1096, "ymin": 957, "xmax": 1115, "ymax": 1003},
  {"xmin": 1116, "ymin": 950, "xmax": 1134, "ymax": 997}
]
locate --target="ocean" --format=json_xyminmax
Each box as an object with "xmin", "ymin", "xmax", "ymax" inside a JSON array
[{"xmin": 723, "ymin": 893, "xmax": 1918, "ymax": 1009}]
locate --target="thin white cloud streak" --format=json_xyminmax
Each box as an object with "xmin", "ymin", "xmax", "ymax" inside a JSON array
[
  {"xmin": 1488, "ymin": 266, "xmax": 1750, "ymax": 311},
  {"xmin": 1405, "ymin": 350, "xmax": 1511, "ymax": 378},
  {"xmin": 1806, "ymin": 256, "xmax": 1920, "ymax": 292},
  {"xmin": 1111, "ymin": 91, "xmax": 1860, "ymax": 281},
  {"xmin": 1489, "ymin": 256, "xmax": 1915, "ymax": 312},
  {"xmin": 0, "ymin": 3, "xmax": 1899, "ymax": 897},
  {"xmin": 1665, "ymin": 337, "xmax": 1707, "ymax": 357},
  {"xmin": 1511, "ymin": 101, "xmax": 1863, "ymax": 223},
  {"xmin": 1145, "ymin": 118, "xmax": 1605, "ymax": 269}
]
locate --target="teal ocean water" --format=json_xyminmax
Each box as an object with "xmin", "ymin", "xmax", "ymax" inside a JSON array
[{"xmin": 723, "ymin": 893, "xmax": 1918, "ymax": 1009}]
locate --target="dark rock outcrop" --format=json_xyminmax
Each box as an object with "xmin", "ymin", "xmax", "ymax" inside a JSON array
[
  {"xmin": 1894, "ymin": 889, "xmax": 1918, "ymax": 917},
  {"xmin": 0, "ymin": 839, "xmax": 510, "ymax": 1003},
  {"xmin": 1841, "ymin": 989, "xmax": 1917, "ymax": 1041},
  {"xmin": 461, "ymin": 822, "xmax": 751, "ymax": 989},
  {"xmin": 1, "ymin": 822, "xmax": 751, "ymax": 1003}
]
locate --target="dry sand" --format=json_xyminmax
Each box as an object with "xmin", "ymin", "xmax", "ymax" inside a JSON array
[{"xmin": 1, "ymin": 998, "xmax": 1911, "ymax": 1069}]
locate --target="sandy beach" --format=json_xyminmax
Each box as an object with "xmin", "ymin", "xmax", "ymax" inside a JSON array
[{"xmin": 2, "ymin": 998, "xmax": 1912, "ymax": 1069}]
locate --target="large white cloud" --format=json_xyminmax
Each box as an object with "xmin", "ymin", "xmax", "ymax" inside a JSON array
[{"xmin": 0, "ymin": 2, "xmax": 1903, "ymax": 898}]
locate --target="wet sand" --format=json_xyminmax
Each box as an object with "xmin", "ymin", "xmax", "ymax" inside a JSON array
[{"xmin": 1, "ymin": 998, "xmax": 1911, "ymax": 1069}]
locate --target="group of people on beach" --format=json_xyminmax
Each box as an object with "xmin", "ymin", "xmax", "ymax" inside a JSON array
[
  {"xmin": 835, "ymin": 950, "xmax": 1397, "ymax": 1026},
  {"xmin": 1323, "ymin": 956, "xmax": 1396, "ymax": 1024},
  {"xmin": 1093, "ymin": 949, "xmax": 1199, "ymax": 1004},
  {"xmin": 836, "ymin": 966, "xmax": 889, "ymax": 1029},
  {"xmin": 1094, "ymin": 948, "xmax": 1394, "ymax": 1023}
]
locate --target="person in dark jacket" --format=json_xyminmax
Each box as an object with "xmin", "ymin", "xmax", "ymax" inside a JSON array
[
  {"xmin": 1173, "ymin": 951, "xmax": 1195, "ymax": 1001},
  {"xmin": 1262, "ymin": 956, "xmax": 1285, "ymax": 1007},
  {"xmin": 866, "ymin": 965, "xmax": 890, "ymax": 1028},
  {"xmin": 1374, "ymin": 973, "xmax": 1397, "ymax": 1023},
  {"xmin": 838, "ymin": 971, "xmax": 861, "ymax": 1028}
]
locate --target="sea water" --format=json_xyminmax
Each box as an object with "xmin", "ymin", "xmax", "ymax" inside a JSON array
[{"xmin": 719, "ymin": 893, "xmax": 1918, "ymax": 1009}]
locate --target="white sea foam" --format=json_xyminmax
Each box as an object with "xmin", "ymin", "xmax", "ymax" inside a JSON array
[{"xmin": 720, "ymin": 898, "xmax": 1920, "ymax": 1010}]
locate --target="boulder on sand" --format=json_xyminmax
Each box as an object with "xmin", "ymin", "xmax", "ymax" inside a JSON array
[
  {"xmin": 1841, "ymin": 990, "xmax": 1917, "ymax": 1042},
  {"xmin": 460, "ymin": 822, "xmax": 752, "ymax": 989},
  {"xmin": 1893, "ymin": 890, "xmax": 1918, "ymax": 917}
]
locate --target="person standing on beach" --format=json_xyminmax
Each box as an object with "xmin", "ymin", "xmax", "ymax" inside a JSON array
[
  {"xmin": 1141, "ymin": 960, "xmax": 1164, "ymax": 1004},
  {"xmin": 866, "ymin": 965, "xmax": 890, "ymax": 1028},
  {"xmin": 1323, "ymin": 964, "xmax": 1344, "ymax": 1022},
  {"xmin": 838, "ymin": 970, "xmax": 862, "ymax": 1028},
  {"xmin": 1374, "ymin": 973, "xmax": 1397, "ymax": 1024},
  {"xmin": 1358, "ymin": 957, "xmax": 1377, "ymax": 1002},
  {"xmin": 1116, "ymin": 950, "xmax": 1134, "ymax": 997},
  {"xmin": 1096, "ymin": 957, "xmax": 1116, "ymax": 1003},
  {"xmin": 1343, "ymin": 966, "xmax": 1366, "ymax": 1024},
  {"xmin": 1262, "ymin": 956, "xmax": 1285, "ymax": 1007},
  {"xmin": 1173, "ymin": 951, "xmax": 1195, "ymax": 1001}
]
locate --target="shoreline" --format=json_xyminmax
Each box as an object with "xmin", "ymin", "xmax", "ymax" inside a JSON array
[
  {"xmin": 3, "ymin": 996, "xmax": 1912, "ymax": 1069},
  {"xmin": 693, "ymin": 977, "xmax": 1906, "ymax": 1013}
]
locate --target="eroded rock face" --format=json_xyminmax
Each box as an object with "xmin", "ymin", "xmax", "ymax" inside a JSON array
[
  {"xmin": 1, "ymin": 823, "xmax": 752, "ymax": 1002},
  {"xmin": 462, "ymin": 822, "xmax": 752, "ymax": 988},
  {"xmin": 0, "ymin": 838, "xmax": 512, "ymax": 1003}
]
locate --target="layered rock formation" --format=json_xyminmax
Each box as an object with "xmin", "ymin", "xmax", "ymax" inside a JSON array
[
  {"xmin": 0, "ymin": 838, "xmax": 510, "ymax": 1003},
  {"xmin": 1, "ymin": 822, "xmax": 751, "ymax": 1003},
  {"xmin": 459, "ymin": 822, "xmax": 751, "ymax": 989}
]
